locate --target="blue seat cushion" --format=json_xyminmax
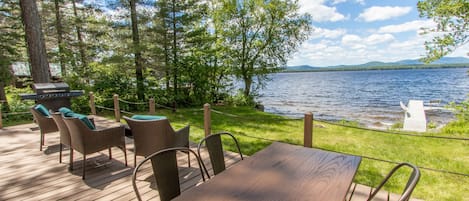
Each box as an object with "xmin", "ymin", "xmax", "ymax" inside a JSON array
[
  {"xmin": 131, "ymin": 115, "xmax": 166, "ymax": 120},
  {"xmin": 64, "ymin": 112, "xmax": 95, "ymax": 130},
  {"xmin": 58, "ymin": 107, "xmax": 73, "ymax": 115},
  {"xmin": 34, "ymin": 104, "xmax": 50, "ymax": 117}
]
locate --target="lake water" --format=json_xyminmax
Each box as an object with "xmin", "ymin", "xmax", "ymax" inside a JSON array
[{"xmin": 257, "ymin": 68, "xmax": 469, "ymax": 129}]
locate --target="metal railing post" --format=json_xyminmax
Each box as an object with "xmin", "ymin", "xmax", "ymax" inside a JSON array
[
  {"xmin": 304, "ymin": 112, "xmax": 313, "ymax": 148},
  {"xmin": 204, "ymin": 103, "xmax": 211, "ymax": 136},
  {"xmin": 113, "ymin": 94, "xmax": 120, "ymax": 122}
]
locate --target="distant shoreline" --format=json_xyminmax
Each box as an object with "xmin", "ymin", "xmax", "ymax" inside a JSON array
[{"xmin": 283, "ymin": 63, "xmax": 469, "ymax": 73}]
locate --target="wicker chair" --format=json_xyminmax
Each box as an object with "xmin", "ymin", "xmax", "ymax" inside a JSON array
[
  {"xmin": 50, "ymin": 112, "xmax": 73, "ymax": 166},
  {"xmin": 123, "ymin": 116, "xmax": 190, "ymax": 167},
  {"xmin": 62, "ymin": 116, "xmax": 127, "ymax": 179},
  {"xmin": 30, "ymin": 106, "xmax": 58, "ymax": 151},
  {"xmin": 132, "ymin": 147, "xmax": 208, "ymax": 201},
  {"xmin": 197, "ymin": 132, "xmax": 243, "ymax": 178}
]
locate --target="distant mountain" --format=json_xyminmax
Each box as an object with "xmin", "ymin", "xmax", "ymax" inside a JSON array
[
  {"xmin": 285, "ymin": 65, "xmax": 321, "ymax": 71},
  {"xmin": 285, "ymin": 57, "xmax": 469, "ymax": 72}
]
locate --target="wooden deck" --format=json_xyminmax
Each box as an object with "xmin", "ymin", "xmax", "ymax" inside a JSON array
[{"xmin": 0, "ymin": 117, "xmax": 422, "ymax": 201}]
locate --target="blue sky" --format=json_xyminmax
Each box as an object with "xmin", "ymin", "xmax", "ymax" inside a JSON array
[{"xmin": 289, "ymin": 0, "xmax": 469, "ymax": 67}]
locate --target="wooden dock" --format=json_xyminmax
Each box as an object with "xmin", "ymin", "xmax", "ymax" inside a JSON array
[{"xmin": 0, "ymin": 117, "xmax": 422, "ymax": 200}]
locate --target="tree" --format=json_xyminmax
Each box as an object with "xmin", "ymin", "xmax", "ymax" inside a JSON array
[
  {"xmin": 153, "ymin": 0, "xmax": 212, "ymax": 105},
  {"xmin": 130, "ymin": 0, "xmax": 145, "ymax": 100},
  {"xmin": 19, "ymin": 0, "xmax": 51, "ymax": 83},
  {"xmin": 54, "ymin": 0, "xmax": 67, "ymax": 76},
  {"xmin": 418, "ymin": 0, "xmax": 469, "ymax": 63},
  {"xmin": 220, "ymin": 0, "xmax": 312, "ymax": 98},
  {"xmin": 1, "ymin": 0, "xmax": 24, "ymax": 111}
]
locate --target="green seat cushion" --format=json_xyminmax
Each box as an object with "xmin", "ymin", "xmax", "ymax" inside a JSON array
[
  {"xmin": 65, "ymin": 112, "xmax": 95, "ymax": 130},
  {"xmin": 58, "ymin": 107, "xmax": 73, "ymax": 115},
  {"xmin": 34, "ymin": 104, "xmax": 50, "ymax": 117},
  {"xmin": 131, "ymin": 115, "xmax": 166, "ymax": 120}
]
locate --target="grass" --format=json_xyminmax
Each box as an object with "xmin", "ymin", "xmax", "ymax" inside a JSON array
[
  {"xmin": 2, "ymin": 105, "xmax": 468, "ymax": 200},
  {"xmin": 114, "ymin": 105, "xmax": 467, "ymax": 201}
]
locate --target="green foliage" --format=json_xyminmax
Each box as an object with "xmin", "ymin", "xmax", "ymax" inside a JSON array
[
  {"xmin": 338, "ymin": 119, "xmax": 361, "ymax": 127},
  {"xmin": 418, "ymin": 0, "xmax": 469, "ymax": 63},
  {"xmin": 390, "ymin": 122, "xmax": 404, "ymax": 130},
  {"xmin": 218, "ymin": 0, "xmax": 312, "ymax": 97},
  {"xmin": 441, "ymin": 100, "xmax": 469, "ymax": 135},
  {"xmin": 1, "ymin": 86, "xmax": 34, "ymax": 125},
  {"xmin": 224, "ymin": 90, "xmax": 256, "ymax": 106}
]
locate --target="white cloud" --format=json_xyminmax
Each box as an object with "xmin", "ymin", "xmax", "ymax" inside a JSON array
[
  {"xmin": 366, "ymin": 34, "xmax": 395, "ymax": 45},
  {"xmin": 331, "ymin": 0, "xmax": 365, "ymax": 5},
  {"xmin": 298, "ymin": 0, "xmax": 347, "ymax": 22},
  {"xmin": 341, "ymin": 34, "xmax": 362, "ymax": 46},
  {"xmin": 310, "ymin": 27, "xmax": 347, "ymax": 39},
  {"xmin": 331, "ymin": 0, "xmax": 347, "ymax": 5},
  {"xmin": 378, "ymin": 20, "xmax": 436, "ymax": 33},
  {"xmin": 357, "ymin": 6, "xmax": 412, "ymax": 22}
]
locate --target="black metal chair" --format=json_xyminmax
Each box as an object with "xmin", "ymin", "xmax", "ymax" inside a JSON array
[
  {"xmin": 132, "ymin": 147, "xmax": 208, "ymax": 201},
  {"xmin": 366, "ymin": 162, "xmax": 420, "ymax": 201},
  {"xmin": 197, "ymin": 132, "xmax": 244, "ymax": 178}
]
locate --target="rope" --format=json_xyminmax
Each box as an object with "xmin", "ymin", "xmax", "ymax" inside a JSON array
[
  {"xmin": 118, "ymin": 99, "xmax": 148, "ymax": 105},
  {"xmin": 207, "ymin": 110, "xmax": 468, "ymax": 141},
  {"xmin": 2, "ymin": 111, "xmax": 32, "ymax": 116},
  {"xmin": 154, "ymin": 103, "xmax": 175, "ymax": 111},
  {"xmin": 316, "ymin": 147, "xmax": 469, "ymax": 178},
  {"xmin": 120, "ymin": 110, "xmax": 136, "ymax": 115},
  {"xmin": 95, "ymin": 105, "xmax": 115, "ymax": 111},
  {"xmin": 210, "ymin": 109, "xmax": 239, "ymax": 117},
  {"xmin": 314, "ymin": 119, "xmax": 469, "ymax": 141},
  {"xmin": 226, "ymin": 132, "xmax": 469, "ymax": 177}
]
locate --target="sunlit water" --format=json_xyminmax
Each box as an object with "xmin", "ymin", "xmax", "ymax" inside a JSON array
[{"xmin": 257, "ymin": 68, "xmax": 469, "ymax": 129}]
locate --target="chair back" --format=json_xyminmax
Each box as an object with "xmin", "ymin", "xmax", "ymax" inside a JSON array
[
  {"xmin": 197, "ymin": 132, "xmax": 243, "ymax": 177},
  {"xmin": 50, "ymin": 112, "xmax": 71, "ymax": 146},
  {"xmin": 124, "ymin": 117, "xmax": 176, "ymax": 157},
  {"xmin": 367, "ymin": 162, "xmax": 420, "ymax": 201},
  {"xmin": 30, "ymin": 106, "xmax": 58, "ymax": 133},
  {"xmin": 62, "ymin": 116, "xmax": 91, "ymax": 153},
  {"xmin": 132, "ymin": 147, "xmax": 207, "ymax": 201}
]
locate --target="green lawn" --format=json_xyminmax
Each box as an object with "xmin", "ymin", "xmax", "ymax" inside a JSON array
[
  {"xmin": 2, "ymin": 105, "xmax": 468, "ymax": 200},
  {"xmin": 141, "ymin": 106, "xmax": 468, "ymax": 201}
]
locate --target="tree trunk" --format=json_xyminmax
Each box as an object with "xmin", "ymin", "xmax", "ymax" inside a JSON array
[
  {"xmin": 0, "ymin": 82, "xmax": 9, "ymax": 112},
  {"xmin": 54, "ymin": 0, "xmax": 66, "ymax": 76},
  {"xmin": 71, "ymin": 0, "xmax": 87, "ymax": 78},
  {"xmin": 171, "ymin": 0, "xmax": 178, "ymax": 103},
  {"xmin": 130, "ymin": 0, "xmax": 145, "ymax": 100},
  {"xmin": 19, "ymin": 0, "xmax": 50, "ymax": 83}
]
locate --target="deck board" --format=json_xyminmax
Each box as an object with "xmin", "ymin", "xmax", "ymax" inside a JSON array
[
  {"xmin": 0, "ymin": 118, "xmax": 422, "ymax": 201},
  {"xmin": 0, "ymin": 119, "xmax": 243, "ymax": 201}
]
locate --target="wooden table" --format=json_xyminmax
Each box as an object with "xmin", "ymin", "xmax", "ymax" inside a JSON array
[{"xmin": 174, "ymin": 142, "xmax": 361, "ymax": 201}]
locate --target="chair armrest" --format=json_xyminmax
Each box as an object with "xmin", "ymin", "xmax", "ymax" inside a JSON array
[
  {"xmin": 174, "ymin": 125, "xmax": 190, "ymax": 147},
  {"xmin": 94, "ymin": 125, "xmax": 125, "ymax": 136}
]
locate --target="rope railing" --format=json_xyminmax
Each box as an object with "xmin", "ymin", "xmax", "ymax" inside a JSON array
[
  {"xmin": 118, "ymin": 98, "xmax": 148, "ymax": 105},
  {"xmin": 222, "ymin": 129, "xmax": 469, "ymax": 178},
  {"xmin": 207, "ymin": 105, "xmax": 468, "ymax": 141},
  {"xmin": 201, "ymin": 103, "xmax": 468, "ymax": 178}
]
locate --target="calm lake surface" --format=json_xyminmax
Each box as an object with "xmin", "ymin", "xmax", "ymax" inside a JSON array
[{"xmin": 257, "ymin": 68, "xmax": 469, "ymax": 128}]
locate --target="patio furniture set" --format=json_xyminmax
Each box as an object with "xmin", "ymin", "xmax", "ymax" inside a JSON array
[{"xmin": 30, "ymin": 104, "xmax": 420, "ymax": 201}]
